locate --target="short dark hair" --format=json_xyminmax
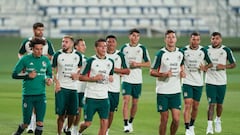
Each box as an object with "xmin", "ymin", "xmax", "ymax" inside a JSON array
[
  {"xmin": 191, "ymin": 32, "xmax": 200, "ymax": 37},
  {"xmin": 129, "ymin": 28, "xmax": 140, "ymax": 35},
  {"xmin": 29, "ymin": 37, "xmax": 46, "ymax": 48},
  {"xmin": 95, "ymin": 38, "xmax": 106, "ymax": 47},
  {"xmin": 74, "ymin": 38, "xmax": 84, "ymax": 48},
  {"xmin": 106, "ymin": 35, "xmax": 117, "ymax": 40},
  {"xmin": 211, "ymin": 32, "xmax": 222, "ymax": 37},
  {"xmin": 165, "ymin": 29, "xmax": 175, "ymax": 37},
  {"xmin": 33, "ymin": 22, "xmax": 44, "ymax": 29}
]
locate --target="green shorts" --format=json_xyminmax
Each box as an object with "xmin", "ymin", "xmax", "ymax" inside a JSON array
[
  {"xmin": 84, "ymin": 98, "xmax": 110, "ymax": 121},
  {"xmin": 182, "ymin": 84, "xmax": 203, "ymax": 102},
  {"xmin": 55, "ymin": 88, "xmax": 79, "ymax": 115},
  {"xmin": 78, "ymin": 92, "xmax": 84, "ymax": 108},
  {"xmin": 22, "ymin": 94, "xmax": 46, "ymax": 124},
  {"xmin": 206, "ymin": 84, "xmax": 226, "ymax": 104},
  {"xmin": 156, "ymin": 93, "xmax": 181, "ymax": 112},
  {"xmin": 122, "ymin": 82, "xmax": 142, "ymax": 98},
  {"xmin": 108, "ymin": 92, "xmax": 119, "ymax": 112}
]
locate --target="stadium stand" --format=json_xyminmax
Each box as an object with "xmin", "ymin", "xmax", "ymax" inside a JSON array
[{"xmin": 0, "ymin": 0, "xmax": 239, "ymax": 37}]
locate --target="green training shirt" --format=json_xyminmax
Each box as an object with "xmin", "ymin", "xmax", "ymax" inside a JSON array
[{"xmin": 12, "ymin": 54, "xmax": 52, "ymax": 95}]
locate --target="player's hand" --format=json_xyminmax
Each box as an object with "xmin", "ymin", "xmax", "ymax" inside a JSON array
[
  {"xmin": 180, "ymin": 71, "xmax": 186, "ymax": 78},
  {"xmin": 71, "ymin": 73, "xmax": 79, "ymax": 80},
  {"xmin": 28, "ymin": 70, "xmax": 37, "ymax": 79},
  {"xmin": 216, "ymin": 64, "xmax": 226, "ymax": 70},
  {"xmin": 45, "ymin": 78, "xmax": 53, "ymax": 86},
  {"xmin": 54, "ymin": 80, "xmax": 61, "ymax": 92},
  {"xmin": 108, "ymin": 75, "xmax": 113, "ymax": 82},
  {"xmin": 93, "ymin": 74, "xmax": 104, "ymax": 81},
  {"xmin": 129, "ymin": 61, "xmax": 138, "ymax": 68}
]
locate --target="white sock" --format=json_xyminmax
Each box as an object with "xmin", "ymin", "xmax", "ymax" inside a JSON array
[
  {"xmin": 208, "ymin": 120, "xmax": 213, "ymax": 127},
  {"xmin": 216, "ymin": 116, "xmax": 221, "ymax": 121}
]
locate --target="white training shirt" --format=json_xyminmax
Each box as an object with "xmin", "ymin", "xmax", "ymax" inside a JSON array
[
  {"xmin": 120, "ymin": 43, "xmax": 151, "ymax": 84},
  {"xmin": 82, "ymin": 55, "xmax": 114, "ymax": 99},
  {"xmin": 52, "ymin": 49, "xmax": 82, "ymax": 90},
  {"xmin": 182, "ymin": 45, "xmax": 212, "ymax": 86},
  {"xmin": 77, "ymin": 54, "xmax": 88, "ymax": 93},
  {"xmin": 106, "ymin": 50, "xmax": 129, "ymax": 93},
  {"xmin": 151, "ymin": 47, "xmax": 184, "ymax": 94},
  {"xmin": 205, "ymin": 45, "xmax": 236, "ymax": 85}
]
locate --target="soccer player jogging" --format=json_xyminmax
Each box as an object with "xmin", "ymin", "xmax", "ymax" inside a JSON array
[
  {"xmin": 150, "ymin": 30, "xmax": 185, "ymax": 135},
  {"xmin": 71, "ymin": 38, "xmax": 88, "ymax": 135},
  {"xmin": 78, "ymin": 38, "xmax": 114, "ymax": 135},
  {"xmin": 12, "ymin": 38, "xmax": 53, "ymax": 135},
  {"xmin": 120, "ymin": 28, "xmax": 151, "ymax": 133},
  {"xmin": 205, "ymin": 32, "xmax": 236, "ymax": 134},
  {"xmin": 52, "ymin": 35, "xmax": 83, "ymax": 135},
  {"xmin": 106, "ymin": 35, "xmax": 130, "ymax": 135},
  {"xmin": 181, "ymin": 32, "xmax": 213, "ymax": 135},
  {"xmin": 17, "ymin": 22, "xmax": 55, "ymax": 133}
]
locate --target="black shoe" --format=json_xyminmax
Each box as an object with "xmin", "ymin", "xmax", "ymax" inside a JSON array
[
  {"xmin": 27, "ymin": 129, "xmax": 34, "ymax": 133},
  {"xmin": 65, "ymin": 130, "xmax": 71, "ymax": 135}
]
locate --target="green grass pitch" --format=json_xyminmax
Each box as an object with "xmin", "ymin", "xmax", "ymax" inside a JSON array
[{"xmin": 0, "ymin": 35, "xmax": 239, "ymax": 134}]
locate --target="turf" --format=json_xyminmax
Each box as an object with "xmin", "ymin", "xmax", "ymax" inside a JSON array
[{"xmin": 0, "ymin": 36, "xmax": 239, "ymax": 134}]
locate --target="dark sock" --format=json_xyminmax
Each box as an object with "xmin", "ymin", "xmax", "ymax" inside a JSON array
[
  {"xmin": 14, "ymin": 124, "xmax": 25, "ymax": 135},
  {"xmin": 129, "ymin": 117, "xmax": 134, "ymax": 123},
  {"xmin": 124, "ymin": 119, "xmax": 128, "ymax": 126},
  {"xmin": 35, "ymin": 125, "xmax": 43, "ymax": 135},
  {"xmin": 190, "ymin": 118, "xmax": 195, "ymax": 126},
  {"xmin": 185, "ymin": 123, "xmax": 189, "ymax": 129}
]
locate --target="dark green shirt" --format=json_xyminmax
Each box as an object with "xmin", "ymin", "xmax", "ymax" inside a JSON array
[{"xmin": 12, "ymin": 54, "xmax": 52, "ymax": 95}]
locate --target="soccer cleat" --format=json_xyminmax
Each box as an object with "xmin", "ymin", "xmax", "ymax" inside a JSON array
[
  {"xmin": 206, "ymin": 125, "xmax": 214, "ymax": 134},
  {"xmin": 128, "ymin": 123, "xmax": 133, "ymax": 132},
  {"xmin": 123, "ymin": 125, "xmax": 129, "ymax": 133},
  {"xmin": 185, "ymin": 129, "xmax": 192, "ymax": 135},
  {"xmin": 214, "ymin": 118, "xmax": 222, "ymax": 133},
  {"xmin": 189, "ymin": 126, "xmax": 195, "ymax": 135}
]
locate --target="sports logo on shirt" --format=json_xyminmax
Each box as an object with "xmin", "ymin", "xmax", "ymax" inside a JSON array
[{"xmin": 42, "ymin": 61, "xmax": 46, "ymax": 67}]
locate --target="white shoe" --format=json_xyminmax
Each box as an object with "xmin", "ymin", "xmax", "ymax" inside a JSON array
[
  {"xmin": 214, "ymin": 118, "xmax": 222, "ymax": 133},
  {"xmin": 72, "ymin": 126, "xmax": 78, "ymax": 135},
  {"xmin": 206, "ymin": 125, "xmax": 214, "ymax": 134},
  {"xmin": 27, "ymin": 114, "xmax": 36, "ymax": 133},
  {"xmin": 128, "ymin": 123, "xmax": 133, "ymax": 132},
  {"xmin": 189, "ymin": 126, "xmax": 195, "ymax": 135},
  {"xmin": 185, "ymin": 129, "xmax": 192, "ymax": 135},
  {"xmin": 124, "ymin": 125, "xmax": 129, "ymax": 133}
]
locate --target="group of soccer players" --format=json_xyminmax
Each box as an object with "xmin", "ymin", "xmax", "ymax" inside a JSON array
[{"xmin": 12, "ymin": 22, "xmax": 236, "ymax": 135}]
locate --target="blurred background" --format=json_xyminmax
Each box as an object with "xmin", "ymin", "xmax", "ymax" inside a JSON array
[{"xmin": 0, "ymin": 0, "xmax": 240, "ymax": 38}]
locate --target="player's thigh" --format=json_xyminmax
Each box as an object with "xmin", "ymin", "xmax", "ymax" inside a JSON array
[
  {"xmin": 169, "ymin": 93, "xmax": 181, "ymax": 110},
  {"xmin": 122, "ymin": 82, "xmax": 132, "ymax": 96},
  {"xmin": 84, "ymin": 98, "xmax": 97, "ymax": 122},
  {"xmin": 22, "ymin": 96, "xmax": 34, "ymax": 124},
  {"xmin": 132, "ymin": 84, "xmax": 142, "ymax": 99},
  {"xmin": 34, "ymin": 95, "xmax": 47, "ymax": 122},
  {"xmin": 182, "ymin": 84, "xmax": 194, "ymax": 99},
  {"xmin": 216, "ymin": 85, "xmax": 226, "ymax": 104},
  {"xmin": 192, "ymin": 86, "xmax": 203, "ymax": 102},
  {"xmin": 108, "ymin": 92, "xmax": 120, "ymax": 112},
  {"xmin": 97, "ymin": 99, "xmax": 110, "ymax": 119},
  {"xmin": 206, "ymin": 84, "xmax": 217, "ymax": 103},
  {"xmin": 55, "ymin": 89, "xmax": 66, "ymax": 115},
  {"xmin": 157, "ymin": 94, "xmax": 169, "ymax": 112},
  {"xmin": 67, "ymin": 90, "xmax": 79, "ymax": 115}
]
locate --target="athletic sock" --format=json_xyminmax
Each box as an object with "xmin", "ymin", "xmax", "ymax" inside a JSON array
[
  {"xmin": 124, "ymin": 119, "xmax": 128, "ymax": 126},
  {"xmin": 185, "ymin": 123, "xmax": 190, "ymax": 129},
  {"xmin": 190, "ymin": 118, "xmax": 195, "ymax": 126},
  {"xmin": 35, "ymin": 125, "xmax": 43, "ymax": 135},
  {"xmin": 129, "ymin": 117, "xmax": 134, "ymax": 123}
]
